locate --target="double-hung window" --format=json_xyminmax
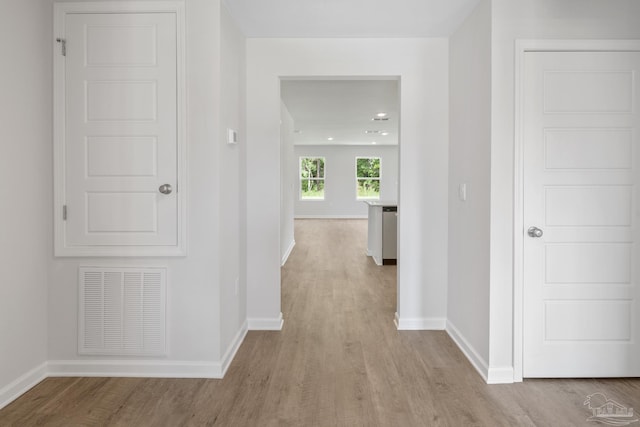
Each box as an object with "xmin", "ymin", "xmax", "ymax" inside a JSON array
[
  {"xmin": 300, "ymin": 157, "xmax": 325, "ymax": 200},
  {"xmin": 355, "ymin": 157, "xmax": 381, "ymax": 200}
]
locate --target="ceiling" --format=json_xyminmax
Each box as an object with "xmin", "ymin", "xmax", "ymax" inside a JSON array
[
  {"xmin": 281, "ymin": 79, "xmax": 399, "ymax": 146},
  {"xmin": 234, "ymin": 1, "xmax": 481, "ymax": 147},
  {"xmin": 223, "ymin": 0, "xmax": 481, "ymax": 38}
]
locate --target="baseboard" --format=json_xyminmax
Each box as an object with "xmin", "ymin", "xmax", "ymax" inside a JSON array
[
  {"xmin": 445, "ymin": 320, "xmax": 490, "ymax": 382},
  {"xmin": 394, "ymin": 313, "xmax": 446, "ymax": 330},
  {"xmin": 486, "ymin": 366, "xmax": 514, "ymax": 384},
  {"xmin": 445, "ymin": 320, "xmax": 514, "ymax": 384},
  {"xmin": 220, "ymin": 319, "xmax": 248, "ymax": 376},
  {"xmin": 0, "ymin": 362, "xmax": 48, "ymax": 410},
  {"xmin": 248, "ymin": 312, "xmax": 284, "ymax": 330},
  {"xmin": 47, "ymin": 359, "xmax": 224, "ymax": 379},
  {"xmin": 294, "ymin": 215, "xmax": 367, "ymax": 219},
  {"xmin": 2, "ymin": 321, "xmax": 250, "ymax": 409},
  {"xmin": 281, "ymin": 239, "xmax": 296, "ymax": 266}
]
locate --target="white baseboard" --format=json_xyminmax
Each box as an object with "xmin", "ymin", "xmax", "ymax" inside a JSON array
[
  {"xmin": 486, "ymin": 366, "xmax": 514, "ymax": 384},
  {"xmin": 47, "ymin": 359, "xmax": 224, "ymax": 379},
  {"xmin": 294, "ymin": 215, "xmax": 367, "ymax": 219},
  {"xmin": 220, "ymin": 320, "xmax": 248, "ymax": 376},
  {"xmin": 394, "ymin": 313, "xmax": 446, "ymax": 330},
  {"xmin": 445, "ymin": 320, "xmax": 514, "ymax": 384},
  {"xmin": 281, "ymin": 239, "xmax": 296, "ymax": 266},
  {"xmin": 2, "ymin": 320, "xmax": 251, "ymax": 409},
  {"xmin": 446, "ymin": 320, "xmax": 490, "ymax": 382},
  {"xmin": 0, "ymin": 362, "xmax": 47, "ymax": 410},
  {"xmin": 248, "ymin": 312, "xmax": 284, "ymax": 330}
]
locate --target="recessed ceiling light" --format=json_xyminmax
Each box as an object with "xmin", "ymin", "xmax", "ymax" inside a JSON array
[
  {"xmin": 376, "ymin": 112, "xmax": 387, "ymax": 118},
  {"xmin": 327, "ymin": 137, "xmax": 334, "ymax": 141},
  {"xmin": 371, "ymin": 141, "xmax": 377, "ymax": 145},
  {"xmin": 380, "ymin": 131, "xmax": 389, "ymax": 136}
]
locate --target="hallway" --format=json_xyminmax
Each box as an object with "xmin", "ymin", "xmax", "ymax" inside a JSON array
[{"xmin": 1, "ymin": 220, "xmax": 639, "ymax": 426}]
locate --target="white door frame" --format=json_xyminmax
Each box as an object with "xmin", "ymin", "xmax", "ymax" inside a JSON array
[
  {"xmin": 53, "ymin": 1, "xmax": 187, "ymax": 256},
  {"xmin": 513, "ymin": 39, "xmax": 640, "ymax": 381}
]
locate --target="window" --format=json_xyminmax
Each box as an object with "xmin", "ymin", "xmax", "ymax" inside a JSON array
[
  {"xmin": 300, "ymin": 157, "xmax": 325, "ymax": 200},
  {"xmin": 356, "ymin": 157, "xmax": 381, "ymax": 200}
]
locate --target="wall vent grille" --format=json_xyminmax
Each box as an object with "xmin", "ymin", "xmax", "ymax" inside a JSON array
[{"xmin": 79, "ymin": 266, "xmax": 167, "ymax": 356}]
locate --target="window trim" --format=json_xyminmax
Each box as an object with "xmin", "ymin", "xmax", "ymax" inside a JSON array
[
  {"xmin": 355, "ymin": 156, "xmax": 381, "ymax": 200},
  {"xmin": 299, "ymin": 156, "xmax": 326, "ymax": 201}
]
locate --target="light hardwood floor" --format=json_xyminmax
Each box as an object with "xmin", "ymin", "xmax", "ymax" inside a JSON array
[{"xmin": 1, "ymin": 219, "xmax": 639, "ymax": 426}]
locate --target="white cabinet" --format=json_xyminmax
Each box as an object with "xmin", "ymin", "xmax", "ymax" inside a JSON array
[{"xmin": 365, "ymin": 201, "xmax": 397, "ymax": 266}]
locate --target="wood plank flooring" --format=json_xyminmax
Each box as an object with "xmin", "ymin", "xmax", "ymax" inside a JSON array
[{"xmin": 1, "ymin": 219, "xmax": 639, "ymax": 426}]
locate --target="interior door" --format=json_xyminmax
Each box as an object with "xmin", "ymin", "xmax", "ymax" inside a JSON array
[
  {"xmin": 523, "ymin": 51, "xmax": 640, "ymax": 377},
  {"xmin": 61, "ymin": 11, "xmax": 179, "ymax": 251}
]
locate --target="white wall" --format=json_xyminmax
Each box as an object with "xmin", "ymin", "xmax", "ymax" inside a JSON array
[
  {"xmin": 489, "ymin": 0, "xmax": 640, "ymax": 380},
  {"xmin": 0, "ymin": 0, "xmax": 52, "ymax": 406},
  {"xmin": 280, "ymin": 103, "xmax": 296, "ymax": 264},
  {"xmin": 219, "ymin": 3, "xmax": 247, "ymax": 361},
  {"xmin": 47, "ymin": 0, "xmax": 226, "ymax": 374},
  {"xmin": 293, "ymin": 145, "xmax": 398, "ymax": 218},
  {"xmin": 447, "ymin": 0, "xmax": 491, "ymax": 378},
  {"xmin": 246, "ymin": 39, "xmax": 449, "ymax": 329}
]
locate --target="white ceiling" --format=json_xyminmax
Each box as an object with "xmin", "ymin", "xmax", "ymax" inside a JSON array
[
  {"xmin": 223, "ymin": 0, "xmax": 481, "ymax": 38},
  {"xmin": 236, "ymin": 1, "xmax": 481, "ymax": 146},
  {"xmin": 281, "ymin": 79, "xmax": 399, "ymax": 146}
]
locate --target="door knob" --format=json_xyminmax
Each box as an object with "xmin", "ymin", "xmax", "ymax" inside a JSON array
[
  {"xmin": 527, "ymin": 226, "xmax": 543, "ymax": 238},
  {"xmin": 159, "ymin": 184, "xmax": 172, "ymax": 195}
]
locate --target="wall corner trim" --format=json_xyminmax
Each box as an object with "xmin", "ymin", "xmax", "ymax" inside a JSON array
[
  {"xmin": 248, "ymin": 313, "xmax": 284, "ymax": 331},
  {"xmin": 0, "ymin": 362, "xmax": 48, "ymax": 410},
  {"xmin": 394, "ymin": 313, "xmax": 446, "ymax": 330}
]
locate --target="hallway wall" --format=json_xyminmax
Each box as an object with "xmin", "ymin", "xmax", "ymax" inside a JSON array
[
  {"xmin": 447, "ymin": 0, "xmax": 492, "ymax": 380},
  {"xmin": 489, "ymin": 0, "xmax": 640, "ymax": 380},
  {"xmin": 0, "ymin": 0, "xmax": 52, "ymax": 407}
]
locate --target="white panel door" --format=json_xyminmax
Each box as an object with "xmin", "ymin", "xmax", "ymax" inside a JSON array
[
  {"xmin": 523, "ymin": 52, "xmax": 640, "ymax": 377},
  {"xmin": 61, "ymin": 11, "xmax": 179, "ymax": 251}
]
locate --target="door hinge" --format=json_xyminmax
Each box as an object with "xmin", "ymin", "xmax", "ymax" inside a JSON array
[
  {"xmin": 62, "ymin": 205, "xmax": 67, "ymax": 221},
  {"xmin": 56, "ymin": 38, "xmax": 66, "ymax": 56}
]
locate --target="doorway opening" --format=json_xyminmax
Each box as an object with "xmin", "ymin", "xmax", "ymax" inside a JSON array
[{"xmin": 279, "ymin": 77, "xmax": 400, "ymax": 323}]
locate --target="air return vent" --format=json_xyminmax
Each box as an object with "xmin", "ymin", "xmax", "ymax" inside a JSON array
[{"xmin": 79, "ymin": 266, "xmax": 167, "ymax": 356}]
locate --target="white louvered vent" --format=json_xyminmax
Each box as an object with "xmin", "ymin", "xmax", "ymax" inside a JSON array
[{"xmin": 79, "ymin": 267, "xmax": 167, "ymax": 356}]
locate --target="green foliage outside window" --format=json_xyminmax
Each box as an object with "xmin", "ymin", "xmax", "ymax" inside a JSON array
[
  {"xmin": 300, "ymin": 157, "xmax": 325, "ymax": 199},
  {"xmin": 356, "ymin": 157, "xmax": 381, "ymax": 199}
]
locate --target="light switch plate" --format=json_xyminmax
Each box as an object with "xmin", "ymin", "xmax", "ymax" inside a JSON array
[
  {"xmin": 227, "ymin": 128, "xmax": 238, "ymax": 144},
  {"xmin": 458, "ymin": 183, "xmax": 467, "ymax": 201}
]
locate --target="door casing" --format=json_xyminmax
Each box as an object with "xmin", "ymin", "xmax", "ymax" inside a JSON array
[{"xmin": 53, "ymin": 1, "xmax": 187, "ymax": 256}]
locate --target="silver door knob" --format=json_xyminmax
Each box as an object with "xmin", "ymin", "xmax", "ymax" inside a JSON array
[
  {"xmin": 159, "ymin": 184, "xmax": 172, "ymax": 195},
  {"xmin": 527, "ymin": 226, "xmax": 543, "ymax": 238}
]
